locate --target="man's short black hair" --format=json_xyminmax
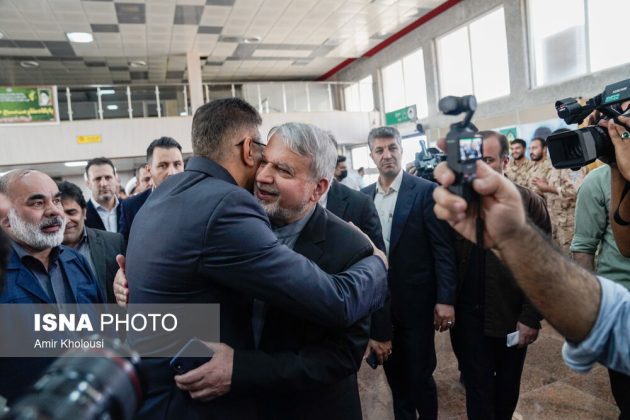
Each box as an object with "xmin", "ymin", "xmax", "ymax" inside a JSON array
[
  {"xmin": 57, "ymin": 181, "xmax": 87, "ymax": 209},
  {"xmin": 337, "ymin": 155, "xmax": 347, "ymax": 165},
  {"xmin": 511, "ymin": 138, "xmax": 527, "ymax": 149},
  {"xmin": 135, "ymin": 163, "xmax": 148, "ymax": 179},
  {"xmin": 85, "ymin": 157, "xmax": 116, "ymax": 177},
  {"xmin": 191, "ymin": 97, "xmax": 262, "ymax": 161},
  {"xmin": 531, "ymin": 137, "xmax": 547, "ymax": 148},
  {"xmin": 146, "ymin": 137, "xmax": 182, "ymax": 162}
]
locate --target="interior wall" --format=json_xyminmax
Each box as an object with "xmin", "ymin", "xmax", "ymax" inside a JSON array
[
  {"xmin": 332, "ymin": 0, "xmax": 630, "ymax": 141},
  {"xmin": 0, "ymin": 111, "xmax": 374, "ymax": 167}
]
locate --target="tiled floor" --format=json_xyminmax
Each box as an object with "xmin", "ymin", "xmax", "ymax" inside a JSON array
[{"xmin": 358, "ymin": 321, "xmax": 620, "ymax": 419}]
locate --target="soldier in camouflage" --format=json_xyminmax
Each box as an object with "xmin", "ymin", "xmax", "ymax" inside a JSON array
[{"xmin": 506, "ymin": 138, "xmax": 533, "ymax": 186}]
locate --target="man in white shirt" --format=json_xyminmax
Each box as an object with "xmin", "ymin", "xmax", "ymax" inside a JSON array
[{"xmin": 84, "ymin": 157, "xmax": 121, "ymax": 233}]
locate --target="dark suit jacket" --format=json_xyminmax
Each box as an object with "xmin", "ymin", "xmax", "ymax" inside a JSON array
[
  {"xmin": 86, "ymin": 227, "xmax": 126, "ymax": 304},
  {"xmin": 327, "ymin": 180, "xmax": 392, "ymax": 341},
  {"xmin": 118, "ymin": 188, "xmax": 151, "ymax": 241},
  {"xmin": 85, "ymin": 199, "xmax": 122, "ymax": 233},
  {"xmin": 363, "ymin": 172, "xmax": 457, "ymax": 328},
  {"xmin": 126, "ymin": 156, "xmax": 387, "ymax": 419},
  {"xmin": 231, "ymin": 205, "xmax": 372, "ymax": 420},
  {"xmin": 0, "ymin": 246, "xmax": 103, "ymax": 402},
  {"xmin": 454, "ymin": 183, "xmax": 550, "ymax": 337}
]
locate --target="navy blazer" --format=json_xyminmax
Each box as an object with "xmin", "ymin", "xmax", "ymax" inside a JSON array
[
  {"xmin": 126, "ymin": 156, "xmax": 387, "ymax": 419},
  {"xmin": 363, "ymin": 172, "xmax": 457, "ymax": 327},
  {"xmin": 85, "ymin": 199, "xmax": 122, "ymax": 233},
  {"xmin": 118, "ymin": 188, "xmax": 151, "ymax": 241},
  {"xmin": 0, "ymin": 245, "xmax": 103, "ymax": 402}
]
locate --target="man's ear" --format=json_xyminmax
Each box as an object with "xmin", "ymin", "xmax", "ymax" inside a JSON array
[
  {"xmin": 241, "ymin": 137, "xmax": 258, "ymax": 168},
  {"xmin": 311, "ymin": 178, "xmax": 330, "ymax": 202}
]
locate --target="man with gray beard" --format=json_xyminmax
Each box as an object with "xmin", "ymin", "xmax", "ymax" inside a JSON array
[{"xmin": 0, "ymin": 170, "xmax": 103, "ymax": 403}]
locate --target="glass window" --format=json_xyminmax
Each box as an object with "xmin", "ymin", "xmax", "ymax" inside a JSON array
[
  {"xmin": 351, "ymin": 145, "xmax": 376, "ymax": 170},
  {"xmin": 382, "ymin": 49, "xmax": 429, "ymax": 118},
  {"xmin": 344, "ymin": 76, "xmax": 374, "ymax": 112},
  {"xmin": 437, "ymin": 7, "xmax": 510, "ymax": 101},
  {"xmin": 528, "ymin": 0, "xmax": 629, "ymax": 86},
  {"xmin": 344, "ymin": 83, "xmax": 360, "ymax": 112},
  {"xmin": 587, "ymin": 0, "xmax": 630, "ymax": 72},
  {"xmin": 528, "ymin": 0, "xmax": 586, "ymax": 86}
]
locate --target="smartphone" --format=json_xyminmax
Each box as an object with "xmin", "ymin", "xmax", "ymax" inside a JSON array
[
  {"xmin": 170, "ymin": 338, "xmax": 214, "ymax": 375},
  {"xmin": 366, "ymin": 351, "xmax": 379, "ymax": 369}
]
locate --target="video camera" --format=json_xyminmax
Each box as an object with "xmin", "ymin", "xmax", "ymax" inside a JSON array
[
  {"xmin": 414, "ymin": 124, "xmax": 445, "ymax": 182},
  {"xmin": 440, "ymin": 95, "xmax": 481, "ymax": 202},
  {"xmin": 547, "ymin": 78, "xmax": 630, "ymax": 169},
  {"xmin": 1, "ymin": 336, "xmax": 144, "ymax": 420}
]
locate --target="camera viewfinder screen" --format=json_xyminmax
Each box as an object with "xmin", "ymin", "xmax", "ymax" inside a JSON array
[{"xmin": 459, "ymin": 138, "xmax": 482, "ymax": 162}]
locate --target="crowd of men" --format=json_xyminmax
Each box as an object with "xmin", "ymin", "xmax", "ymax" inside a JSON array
[{"xmin": 0, "ymin": 96, "xmax": 628, "ymax": 420}]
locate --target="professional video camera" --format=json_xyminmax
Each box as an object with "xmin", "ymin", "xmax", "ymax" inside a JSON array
[
  {"xmin": 1, "ymin": 336, "xmax": 144, "ymax": 420},
  {"xmin": 439, "ymin": 95, "xmax": 481, "ymax": 202},
  {"xmin": 413, "ymin": 124, "xmax": 445, "ymax": 182},
  {"xmin": 547, "ymin": 78, "xmax": 630, "ymax": 169}
]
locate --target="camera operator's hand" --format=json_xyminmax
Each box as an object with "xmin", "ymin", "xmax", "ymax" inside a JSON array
[
  {"xmin": 174, "ymin": 342, "xmax": 233, "ymax": 401},
  {"xmin": 606, "ymin": 116, "xmax": 630, "ymax": 181},
  {"xmin": 432, "ymin": 143, "xmax": 526, "ymax": 251}
]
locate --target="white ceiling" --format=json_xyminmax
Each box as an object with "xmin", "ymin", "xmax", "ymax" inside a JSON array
[{"xmin": 0, "ymin": 0, "xmax": 446, "ymax": 85}]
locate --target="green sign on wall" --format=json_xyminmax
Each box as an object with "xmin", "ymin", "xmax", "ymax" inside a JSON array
[
  {"xmin": 385, "ymin": 104, "xmax": 417, "ymax": 125},
  {"xmin": 499, "ymin": 126, "xmax": 518, "ymax": 142},
  {"xmin": 0, "ymin": 86, "xmax": 57, "ymax": 124}
]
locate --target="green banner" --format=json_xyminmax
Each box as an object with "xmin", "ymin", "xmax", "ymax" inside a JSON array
[
  {"xmin": 385, "ymin": 104, "xmax": 417, "ymax": 125},
  {"xmin": 0, "ymin": 86, "xmax": 57, "ymax": 124},
  {"xmin": 499, "ymin": 126, "xmax": 518, "ymax": 142}
]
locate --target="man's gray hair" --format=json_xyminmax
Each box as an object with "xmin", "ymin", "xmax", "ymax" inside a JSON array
[
  {"xmin": 367, "ymin": 126, "xmax": 402, "ymax": 151},
  {"xmin": 0, "ymin": 170, "xmax": 33, "ymax": 197},
  {"xmin": 272, "ymin": 122, "xmax": 337, "ymax": 182}
]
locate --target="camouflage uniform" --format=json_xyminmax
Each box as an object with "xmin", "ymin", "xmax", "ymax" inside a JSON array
[
  {"xmin": 528, "ymin": 158, "xmax": 554, "ymax": 197},
  {"xmin": 547, "ymin": 167, "xmax": 587, "ymax": 255},
  {"xmin": 506, "ymin": 159, "xmax": 534, "ymax": 187}
]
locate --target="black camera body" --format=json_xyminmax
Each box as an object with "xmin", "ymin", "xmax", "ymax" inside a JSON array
[
  {"xmin": 440, "ymin": 95, "xmax": 482, "ymax": 202},
  {"xmin": 547, "ymin": 78, "xmax": 630, "ymax": 169}
]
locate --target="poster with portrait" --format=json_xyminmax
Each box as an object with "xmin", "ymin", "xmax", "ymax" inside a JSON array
[{"xmin": 0, "ymin": 86, "xmax": 58, "ymax": 124}]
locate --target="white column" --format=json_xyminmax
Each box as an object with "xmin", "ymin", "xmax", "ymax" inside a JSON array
[{"xmin": 186, "ymin": 49, "xmax": 204, "ymax": 113}]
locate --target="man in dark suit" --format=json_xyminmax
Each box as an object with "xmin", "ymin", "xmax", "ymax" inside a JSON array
[
  {"xmin": 123, "ymin": 98, "xmax": 387, "ymax": 419},
  {"xmin": 0, "ymin": 170, "xmax": 102, "ymax": 402},
  {"xmin": 58, "ymin": 181, "xmax": 125, "ymax": 303},
  {"xmin": 362, "ymin": 126, "xmax": 457, "ymax": 420},
  {"xmin": 451, "ymin": 131, "xmax": 549, "ymax": 420},
  {"xmin": 118, "ymin": 137, "xmax": 184, "ymax": 240},
  {"xmin": 188, "ymin": 122, "xmax": 371, "ymax": 419},
  {"xmin": 325, "ymin": 179, "xmax": 393, "ymax": 362},
  {"xmin": 84, "ymin": 157, "xmax": 122, "ymax": 233}
]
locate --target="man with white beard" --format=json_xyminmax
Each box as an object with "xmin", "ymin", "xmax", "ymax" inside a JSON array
[{"xmin": 0, "ymin": 169, "xmax": 103, "ymax": 403}]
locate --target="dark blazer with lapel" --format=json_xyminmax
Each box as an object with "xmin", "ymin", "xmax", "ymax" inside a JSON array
[
  {"xmin": 0, "ymin": 246, "xmax": 103, "ymax": 402},
  {"xmin": 230, "ymin": 205, "xmax": 372, "ymax": 420},
  {"xmin": 327, "ymin": 180, "xmax": 392, "ymax": 341},
  {"xmin": 118, "ymin": 188, "xmax": 151, "ymax": 241},
  {"xmin": 86, "ymin": 227, "xmax": 126, "ymax": 303},
  {"xmin": 85, "ymin": 199, "xmax": 122, "ymax": 233},
  {"xmin": 126, "ymin": 157, "xmax": 386, "ymax": 420},
  {"xmin": 362, "ymin": 172, "xmax": 457, "ymax": 327}
]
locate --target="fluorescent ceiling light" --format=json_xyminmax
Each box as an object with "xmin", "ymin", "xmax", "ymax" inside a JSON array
[
  {"xmin": 129, "ymin": 60, "xmax": 146, "ymax": 68},
  {"xmin": 180, "ymin": 111, "xmax": 188, "ymax": 116},
  {"xmin": 100, "ymin": 89, "xmax": 115, "ymax": 95},
  {"xmin": 64, "ymin": 161, "xmax": 88, "ymax": 167},
  {"xmin": 107, "ymin": 105, "xmax": 119, "ymax": 110},
  {"xmin": 20, "ymin": 61, "xmax": 39, "ymax": 68},
  {"xmin": 243, "ymin": 36, "xmax": 261, "ymax": 44},
  {"xmin": 67, "ymin": 32, "xmax": 93, "ymax": 43}
]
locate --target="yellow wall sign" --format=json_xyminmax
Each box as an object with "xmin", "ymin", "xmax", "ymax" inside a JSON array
[{"xmin": 77, "ymin": 135, "xmax": 102, "ymax": 144}]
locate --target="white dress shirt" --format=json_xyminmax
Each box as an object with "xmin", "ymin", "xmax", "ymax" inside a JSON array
[
  {"xmin": 91, "ymin": 197, "xmax": 119, "ymax": 233},
  {"xmin": 373, "ymin": 169, "xmax": 403, "ymax": 255}
]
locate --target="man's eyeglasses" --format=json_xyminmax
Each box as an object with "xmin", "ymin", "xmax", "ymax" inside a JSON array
[{"xmin": 235, "ymin": 138, "xmax": 266, "ymax": 148}]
